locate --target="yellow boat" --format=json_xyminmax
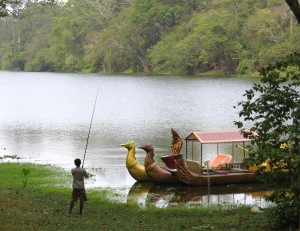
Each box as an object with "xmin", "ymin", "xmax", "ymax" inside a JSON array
[{"xmin": 120, "ymin": 141, "xmax": 152, "ymax": 182}]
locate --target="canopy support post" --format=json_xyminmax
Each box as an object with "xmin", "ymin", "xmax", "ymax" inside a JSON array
[
  {"xmin": 192, "ymin": 141, "xmax": 194, "ymax": 160},
  {"xmin": 185, "ymin": 139, "xmax": 188, "ymax": 159},
  {"xmin": 232, "ymin": 143, "xmax": 235, "ymax": 162},
  {"xmin": 200, "ymin": 143, "xmax": 203, "ymax": 167}
]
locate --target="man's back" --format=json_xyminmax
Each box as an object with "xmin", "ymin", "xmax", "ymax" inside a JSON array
[{"xmin": 71, "ymin": 167, "xmax": 88, "ymax": 188}]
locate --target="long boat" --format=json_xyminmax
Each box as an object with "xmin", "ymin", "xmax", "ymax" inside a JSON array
[{"xmin": 161, "ymin": 130, "xmax": 259, "ymax": 186}]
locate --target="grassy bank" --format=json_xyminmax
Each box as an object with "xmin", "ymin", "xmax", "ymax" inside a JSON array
[{"xmin": 0, "ymin": 163, "xmax": 270, "ymax": 231}]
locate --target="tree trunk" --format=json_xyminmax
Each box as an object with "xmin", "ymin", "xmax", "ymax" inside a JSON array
[
  {"xmin": 138, "ymin": 55, "xmax": 151, "ymax": 73},
  {"xmin": 285, "ymin": 0, "xmax": 300, "ymax": 23}
]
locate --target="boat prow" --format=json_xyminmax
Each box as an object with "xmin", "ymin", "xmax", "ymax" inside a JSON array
[
  {"xmin": 140, "ymin": 144, "xmax": 179, "ymax": 184},
  {"xmin": 120, "ymin": 141, "xmax": 152, "ymax": 182}
]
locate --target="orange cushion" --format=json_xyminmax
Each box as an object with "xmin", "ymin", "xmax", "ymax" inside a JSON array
[{"xmin": 209, "ymin": 154, "xmax": 232, "ymax": 168}]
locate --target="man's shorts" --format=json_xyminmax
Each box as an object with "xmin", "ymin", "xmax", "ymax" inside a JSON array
[{"xmin": 71, "ymin": 188, "xmax": 87, "ymax": 202}]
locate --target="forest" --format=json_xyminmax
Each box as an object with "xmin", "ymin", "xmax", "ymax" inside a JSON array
[{"xmin": 0, "ymin": 0, "xmax": 299, "ymax": 75}]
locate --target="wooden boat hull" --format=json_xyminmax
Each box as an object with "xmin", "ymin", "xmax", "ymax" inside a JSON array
[
  {"xmin": 146, "ymin": 163, "xmax": 179, "ymax": 183},
  {"xmin": 173, "ymin": 154, "xmax": 258, "ymax": 186},
  {"xmin": 161, "ymin": 155, "xmax": 177, "ymax": 169}
]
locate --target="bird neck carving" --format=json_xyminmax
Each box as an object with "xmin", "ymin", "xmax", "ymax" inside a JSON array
[
  {"xmin": 126, "ymin": 144, "xmax": 137, "ymax": 166},
  {"xmin": 143, "ymin": 146, "xmax": 155, "ymax": 167},
  {"xmin": 120, "ymin": 141, "xmax": 138, "ymax": 167}
]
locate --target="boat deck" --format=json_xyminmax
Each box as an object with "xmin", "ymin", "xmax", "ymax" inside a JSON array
[{"xmin": 207, "ymin": 169, "xmax": 251, "ymax": 174}]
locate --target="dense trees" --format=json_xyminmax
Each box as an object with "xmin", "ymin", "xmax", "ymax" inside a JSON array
[
  {"xmin": 0, "ymin": 0, "xmax": 299, "ymax": 74},
  {"xmin": 0, "ymin": 0, "xmax": 56, "ymax": 17}
]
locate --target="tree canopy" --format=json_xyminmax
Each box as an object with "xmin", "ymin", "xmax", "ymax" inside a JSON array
[
  {"xmin": 0, "ymin": 0, "xmax": 56, "ymax": 17},
  {"xmin": 0, "ymin": 0, "xmax": 299, "ymax": 74}
]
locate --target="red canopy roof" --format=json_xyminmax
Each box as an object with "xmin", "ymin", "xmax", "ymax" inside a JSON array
[{"xmin": 185, "ymin": 130, "xmax": 251, "ymax": 144}]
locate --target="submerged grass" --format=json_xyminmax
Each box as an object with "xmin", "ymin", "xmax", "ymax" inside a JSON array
[{"xmin": 0, "ymin": 163, "xmax": 270, "ymax": 231}]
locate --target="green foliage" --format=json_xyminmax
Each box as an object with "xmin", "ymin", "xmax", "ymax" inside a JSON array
[
  {"xmin": 237, "ymin": 59, "xmax": 256, "ymax": 75},
  {"xmin": 148, "ymin": 28, "xmax": 188, "ymax": 74},
  {"xmin": 150, "ymin": 9, "xmax": 242, "ymax": 74},
  {"xmin": 266, "ymin": 196, "xmax": 299, "ymax": 230},
  {"xmin": 0, "ymin": 0, "xmax": 56, "ymax": 18},
  {"xmin": 235, "ymin": 52, "xmax": 300, "ymax": 230},
  {"xmin": 91, "ymin": 8, "xmax": 136, "ymax": 72},
  {"xmin": 0, "ymin": 163, "xmax": 70, "ymax": 189},
  {"xmin": 0, "ymin": 42, "xmax": 25, "ymax": 71},
  {"xmin": 0, "ymin": 0, "xmax": 299, "ymax": 74},
  {"xmin": 16, "ymin": 168, "xmax": 31, "ymax": 193},
  {"xmin": 21, "ymin": 168, "xmax": 31, "ymax": 186},
  {"xmin": 24, "ymin": 48, "xmax": 55, "ymax": 72},
  {"xmin": 0, "ymin": 2, "xmax": 61, "ymax": 71}
]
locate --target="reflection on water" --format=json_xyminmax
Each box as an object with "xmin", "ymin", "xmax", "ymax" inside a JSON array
[{"xmin": 127, "ymin": 182, "xmax": 273, "ymax": 208}]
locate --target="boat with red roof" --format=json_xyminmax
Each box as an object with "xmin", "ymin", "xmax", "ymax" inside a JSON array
[{"xmin": 161, "ymin": 130, "xmax": 259, "ymax": 186}]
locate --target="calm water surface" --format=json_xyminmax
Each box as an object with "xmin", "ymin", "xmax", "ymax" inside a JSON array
[{"xmin": 0, "ymin": 71, "xmax": 270, "ymax": 207}]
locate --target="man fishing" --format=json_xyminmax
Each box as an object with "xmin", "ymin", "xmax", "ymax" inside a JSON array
[
  {"xmin": 69, "ymin": 88, "xmax": 98, "ymax": 216},
  {"xmin": 69, "ymin": 158, "xmax": 89, "ymax": 216}
]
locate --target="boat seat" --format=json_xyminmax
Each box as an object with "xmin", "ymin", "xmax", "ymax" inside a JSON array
[
  {"xmin": 161, "ymin": 155, "xmax": 176, "ymax": 169},
  {"xmin": 186, "ymin": 159, "xmax": 202, "ymax": 173},
  {"xmin": 209, "ymin": 153, "xmax": 232, "ymax": 169}
]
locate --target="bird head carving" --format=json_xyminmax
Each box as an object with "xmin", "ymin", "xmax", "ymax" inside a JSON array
[
  {"xmin": 139, "ymin": 144, "xmax": 154, "ymax": 153},
  {"xmin": 120, "ymin": 141, "xmax": 135, "ymax": 150}
]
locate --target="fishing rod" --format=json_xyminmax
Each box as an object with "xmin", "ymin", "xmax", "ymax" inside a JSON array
[
  {"xmin": 82, "ymin": 87, "xmax": 99, "ymax": 168},
  {"xmin": 236, "ymin": 144, "xmax": 249, "ymax": 153}
]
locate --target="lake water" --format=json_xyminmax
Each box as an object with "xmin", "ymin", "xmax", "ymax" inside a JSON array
[{"xmin": 0, "ymin": 71, "xmax": 271, "ymax": 207}]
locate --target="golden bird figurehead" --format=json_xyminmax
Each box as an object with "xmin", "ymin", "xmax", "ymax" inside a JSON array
[{"xmin": 120, "ymin": 141, "xmax": 135, "ymax": 150}]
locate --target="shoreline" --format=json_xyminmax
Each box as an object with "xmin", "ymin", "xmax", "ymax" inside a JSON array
[{"xmin": 0, "ymin": 162, "xmax": 270, "ymax": 230}]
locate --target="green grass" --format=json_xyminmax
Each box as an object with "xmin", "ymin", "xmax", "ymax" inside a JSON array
[{"xmin": 0, "ymin": 163, "xmax": 271, "ymax": 231}]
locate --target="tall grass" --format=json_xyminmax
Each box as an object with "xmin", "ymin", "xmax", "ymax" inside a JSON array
[{"xmin": 0, "ymin": 163, "xmax": 270, "ymax": 231}]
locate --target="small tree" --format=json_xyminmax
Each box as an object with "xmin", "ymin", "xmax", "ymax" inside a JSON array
[{"xmin": 235, "ymin": 52, "xmax": 300, "ymax": 230}]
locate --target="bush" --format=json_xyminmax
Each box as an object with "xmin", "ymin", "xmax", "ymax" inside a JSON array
[{"xmin": 235, "ymin": 52, "xmax": 300, "ymax": 230}]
